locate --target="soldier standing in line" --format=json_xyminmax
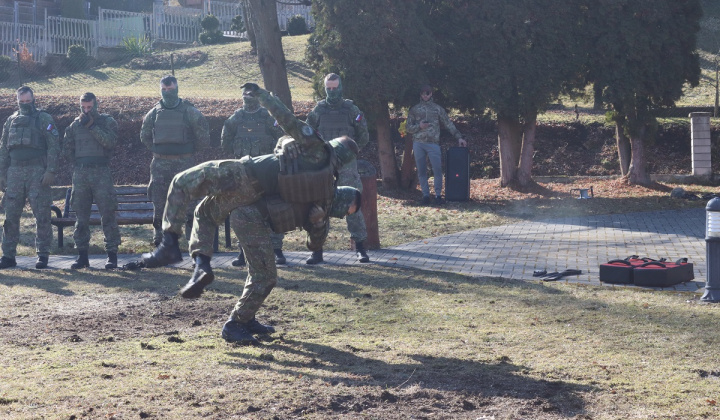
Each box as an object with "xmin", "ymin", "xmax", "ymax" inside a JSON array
[
  {"xmin": 221, "ymin": 90, "xmax": 284, "ymax": 267},
  {"xmin": 0, "ymin": 86, "xmax": 60, "ymax": 269},
  {"xmin": 140, "ymin": 75, "xmax": 210, "ymax": 249},
  {"xmin": 406, "ymin": 84, "xmax": 467, "ymax": 206},
  {"xmin": 306, "ymin": 73, "xmax": 370, "ymax": 264},
  {"xmin": 63, "ymin": 92, "xmax": 121, "ymax": 270},
  {"xmin": 142, "ymin": 83, "xmax": 361, "ymax": 345}
]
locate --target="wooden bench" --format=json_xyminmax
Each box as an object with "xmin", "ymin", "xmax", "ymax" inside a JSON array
[{"xmin": 50, "ymin": 186, "xmax": 233, "ymax": 251}]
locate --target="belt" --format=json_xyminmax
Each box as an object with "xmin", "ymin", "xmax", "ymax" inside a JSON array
[
  {"xmin": 153, "ymin": 153, "xmax": 193, "ymax": 160},
  {"xmin": 10, "ymin": 157, "xmax": 45, "ymax": 167}
]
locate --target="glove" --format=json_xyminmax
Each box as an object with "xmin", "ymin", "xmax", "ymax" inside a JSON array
[
  {"xmin": 280, "ymin": 137, "xmax": 300, "ymax": 159},
  {"xmin": 79, "ymin": 113, "xmax": 94, "ymax": 128},
  {"xmin": 41, "ymin": 172, "xmax": 55, "ymax": 187},
  {"xmin": 308, "ymin": 204, "xmax": 326, "ymax": 228},
  {"xmin": 240, "ymin": 83, "xmax": 260, "ymax": 96},
  {"xmin": 0, "ymin": 177, "xmax": 6, "ymax": 191}
]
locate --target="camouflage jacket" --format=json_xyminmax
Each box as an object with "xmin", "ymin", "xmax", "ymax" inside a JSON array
[
  {"xmin": 63, "ymin": 113, "xmax": 118, "ymax": 164},
  {"xmin": 139, "ymin": 99, "xmax": 210, "ymax": 151},
  {"xmin": 220, "ymin": 107, "xmax": 283, "ymax": 157},
  {"xmin": 0, "ymin": 109, "xmax": 60, "ymax": 175},
  {"xmin": 306, "ymin": 99, "xmax": 369, "ymax": 150},
  {"xmin": 406, "ymin": 99, "xmax": 462, "ymax": 145}
]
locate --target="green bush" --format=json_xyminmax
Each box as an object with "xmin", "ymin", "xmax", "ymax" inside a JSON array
[
  {"xmin": 66, "ymin": 44, "xmax": 88, "ymax": 71},
  {"xmin": 287, "ymin": 15, "xmax": 307, "ymax": 36},
  {"xmin": 123, "ymin": 35, "xmax": 151, "ymax": 57},
  {"xmin": 0, "ymin": 55, "xmax": 12, "ymax": 82},
  {"xmin": 230, "ymin": 14, "xmax": 245, "ymax": 33},
  {"xmin": 199, "ymin": 14, "xmax": 223, "ymax": 45},
  {"xmin": 201, "ymin": 14, "xmax": 220, "ymax": 32}
]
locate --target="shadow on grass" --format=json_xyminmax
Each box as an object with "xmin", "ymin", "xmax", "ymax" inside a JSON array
[{"xmin": 224, "ymin": 339, "xmax": 592, "ymax": 417}]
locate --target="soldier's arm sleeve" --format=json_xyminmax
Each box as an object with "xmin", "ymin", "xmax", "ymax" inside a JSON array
[
  {"xmin": 305, "ymin": 106, "xmax": 320, "ymax": 130},
  {"xmin": 0, "ymin": 119, "xmax": 10, "ymax": 175},
  {"xmin": 89, "ymin": 116, "xmax": 118, "ymax": 149},
  {"xmin": 41, "ymin": 114, "xmax": 60, "ymax": 173},
  {"xmin": 438, "ymin": 105, "xmax": 463, "ymax": 140},
  {"xmin": 220, "ymin": 117, "xmax": 235, "ymax": 155},
  {"xmin": 140, "ymin": 109, "xmax": 155, "ymax": 150},
  {"xmin": 189, "ymin": 107, "xmax": 211, "ymax": 150},
  {"xmin": 62, "ymin": 122, "xmax": 76, "ymax": 164},
  {"xmin": 351, "ymin": 105, "xmax": 370, "ymax": 150},
  {"xmin": 255, "ymin": 88, "xmax": 320, "ymax": 149},
  {"xmin": 405, "ymin": 106, "xmax": 422, "ymax": 135},
  {"xmin": 266, "ymin": 113, "xmax": 284, "ymax": 140}
]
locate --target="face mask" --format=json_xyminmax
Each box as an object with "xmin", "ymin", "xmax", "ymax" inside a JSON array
[
  {"xmin": 242, "ymin": 95, "xmax": 260, "ymax": 112},
  {"xmin": 325, "ymin": 84, "xmax": 343, "ymax": 105},
  {"xmin": 18, "ymin": 100, "xmax": 35, "ymax": 115},
  {"xmin": 161, "ymin": 87, "xmax": 179, "ymax": 108}
]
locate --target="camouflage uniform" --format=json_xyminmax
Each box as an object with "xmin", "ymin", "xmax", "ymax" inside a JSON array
[
  {"xmin": 406, "ymin": 98, "xmax": 463, "ymax": 198},
  {"xmin": 63, "ymin": 112, "xmax": 121, "ymax": 253},
  {"xmin": 160, "ymin": 87, "xmax": 352, "ymax": 324},
  {"xmin": 307, "ymin": 98, "xmax": 369, "ymax": 243},
  {"xmin": 140, "ymin": 98, "xmax": 209, "ymax": 244},
  {"xmin": 221, "ymin": 105, "xmax": 284, "ymax": 250},
  {"xmin": 0, "ymin": 108, "xmax": 60, "ymax": 259}
]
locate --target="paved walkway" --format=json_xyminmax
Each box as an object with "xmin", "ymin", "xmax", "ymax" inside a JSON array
[{"xmin": 10, "ymin": 208, "xmax": 709, "ymax": 293}]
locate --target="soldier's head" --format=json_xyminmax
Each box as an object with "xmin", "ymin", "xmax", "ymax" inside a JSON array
[
  {"xmin": 329, "ymin": 186, "xmax": 362, "ymax": 218},
  {"xmin": 160, "ymin": 75, "xmax": 179, "ymax": 107},
  {"xmin": 16, "ymin": 86, "xmax": 35, "ymax": 115},
  {"xmin": 420, "ymin": 84, "xmax": 433, "ymax": 102},
  {"xmin": 242, "ymin": 87, "xmax": 260, "ymax": 112},
  {"xmin": 329, "ymin": 136, "xmax": 359, "ymax": 166},
  {"xmin": 80, "ymin": 92, "xmax": 99, "ymax": 116},
  {"xmin": 324, "ymin": 73, "xmax": 343, "ymax": 106}
]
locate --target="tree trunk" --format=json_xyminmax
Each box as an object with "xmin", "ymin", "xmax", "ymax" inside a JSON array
[
  {"xmin": 399, "ymin": 135, "xmax": 417, "ymax": 190},
  {"xmin": 517, "ymin": 116, "xmax": 537, "ymax": 187},
  {"xmin": 615, "ymin": 119, "xmax": 631, "ymax": 176},
  {"xmin": 593, "ymin": 82, "xmax": 604, "ymax": 111},
  {"xmin": 625, "ymin": 125, "xmax": 651, "ymax": 185},
  {"xmin": 497, "ymin": 116, "xmax": 522, "ymax": 187},
  {"xmin": 373, "ymin": 101, "xmax": 399, "ymax": 188},
  {"xmin": 246, "ymin": 0, "xmax": 293, "ymax": 111},
  {"xmin": 241, "ymin": 0, "xmax": 257, "ymax": 55}
]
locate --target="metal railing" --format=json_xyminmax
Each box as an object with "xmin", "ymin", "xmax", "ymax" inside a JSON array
[
  {"xmin": 204, "ymin": 0, "xmax": 242, "ymax": 32},
  {"xmin": 98, "ymin": 8, "xmax": 152, "ymax": 48},
  {"xmin": 45, "ymin": 13, "xmax": 98, "ymax": 57},
  {"xmin": 0, "ymin": 21, "xmax": 45, "ymax": 61}
]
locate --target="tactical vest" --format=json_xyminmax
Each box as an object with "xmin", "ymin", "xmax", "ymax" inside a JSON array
[
  {"xmin": 74, "ymin": 120, "xmax": 108, "ymax": 160},
  {"xmin": 316, "ymin": 101, "xmax": 353, "ymax": 140},
  {"xmin": 233, "ymin": 109, "xmax": 274, "ymax": 157},
  {"xmin": 152, "ymin": 103, "xmax": 191, "ymax": 146},
  {"xmin": 7, "ymin": 112, "xmax": 45, "ymax": 151}
]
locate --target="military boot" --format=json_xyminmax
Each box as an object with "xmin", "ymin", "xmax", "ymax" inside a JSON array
[
  {"xmin": 35, "ymin": 256, "xmax": 49, "ymax": 269},
  {"xmin": 306, "ymin": 249, "xmax": 323, "ymax": 265},
  {"xmin": 70, "ymin": 250, "xmax": 90, "ymax": 269},
  {"xmin": 180, "ymin": 254, "xmax": 214, "ymax": 299},
  {"xmin": 0, "ymin": 256, "xmax": 16, "ymax": 269},
  {"xmin": 247, "ymin": 316, "xmax": 276, "ymax": 334},
  {"xmin": 105, "ymin": 252, "xmax": 118, "ymax": 269},
  {"xmin": 142, "ymin": 231, "xmax": 182, "ymax": 268},
  {"xmin": 221, "ymin": 318, "xmax": 260, "ymax": 345},
  {"xmin": 355, "ymin": 241, "xmax": 370, "ymax": 263},
  {"xmin": 274, "ymin": 248, "xmax": 286, "ymax": 265},
  {"xmin": 231, "ymin": 249, "xmax": 246, "ymax": 267}
]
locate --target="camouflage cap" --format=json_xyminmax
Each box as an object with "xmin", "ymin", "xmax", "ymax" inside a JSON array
[
  {"xmin": 329, "ymin": 136, "xmax": 359, "ymax": 166},
  {"xmin": 329, "ymin": 186, "xmax": 361, "ymax": 219}
]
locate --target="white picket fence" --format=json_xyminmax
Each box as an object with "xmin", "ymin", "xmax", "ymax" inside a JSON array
[{"xmin": 1, "ymin": 0, "xmax": 313, "ymax": 63}]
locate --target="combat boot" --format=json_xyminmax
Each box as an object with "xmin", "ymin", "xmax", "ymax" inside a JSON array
[
  {"xmin": 35, "ymin": 256, "xmax": 48, "ymax": 269},
  {"xmin": 247, "ymin": 316, "xmax": 276, "ymax": 334},
  {"xmin": 0, "ymin": 256, "xmax": 16, "ymax": 269},
  {"xmin": 355, "ymin": 241, "xmax": 370, "ymax": 263},
  {"xmin": 142, "ymin": 231, "xmax": 182, "ymax": 268},
  {"xmin": 306, "ymin": 249, "xmax": 323, "ymax": 265},
  {"xmin": 221, "ymin": 318, "xmax": 260, "ymax": 345},
  {"xmin": 274, "ymin": 248, "xmax": 286, "ymax": 265},
  {"xmin": 70, "ymin": 250, "xmax": 90, "ymax": 269},
  {"xmin": 105, "ymin": 252, "xmax": 118, "ymax": 269},
  {"xmin": 180, "ymin": 254, "xmax": 214, "ymax": 299},
  {"xmin": 231, "ymin": 249, "xmax": 246, "ymax": 267}
]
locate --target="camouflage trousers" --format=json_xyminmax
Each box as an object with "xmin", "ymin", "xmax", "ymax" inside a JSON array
[
  {"xmin": 2, "ymin": 165, "xmax": 52, "ymax": 258},
  {"xmin": 231, "ymin": 208, "xmax": 284, "ymax": 250},
  {"xmin": 336, "ymin": 158, "xmax": 367, "ymax": 242},
  {"xmin": 71, "ymin": 166, "xmax": 121, "ymax": 252},
  {"xmin": 147, "ymin": 156, "xmax": 195, "ymax": 244}
]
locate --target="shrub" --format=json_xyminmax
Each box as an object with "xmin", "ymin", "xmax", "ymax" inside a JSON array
[
  {"xmin": 230, "ymin": 14, "xmax": 245, "ymax": 33},
  {"xmin": 67, "ymin": 44, "xmax": 88, "ymax": 71},
  {"xmin": 123, "ymin": 35, "xmax": 152, "ymax": 57},
  {"xmin": 201, "ymin": 14, "xmax": 220, "ymax": 32},
  {"xmin": 199, "ymin": 14, "xmax": 223, "ymax": 45},
  {"xmin": 0, "ymin": 55, "xmax": 12, "ymax": 82},
  {"xmin": 287, "ymin": 15, "xmax": 307, "ymax": 36}
]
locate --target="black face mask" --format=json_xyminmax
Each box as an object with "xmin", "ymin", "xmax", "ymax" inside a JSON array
[
  {"xmin": 161, "ymin": 86, "xmax": 180, "ymax": 108},
  {"xmin": 18, "ymin": 100, "xmax": 35, "ymax": 115},
  {"xmin": 325, "ymin": 84, "xmax": 343, "ymax": 106},
  {"xmin": 243, "ymin": 95, "xmax": 260, "ymax": 112}
]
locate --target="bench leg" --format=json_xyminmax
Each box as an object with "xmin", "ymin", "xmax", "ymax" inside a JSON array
[
  {"xmin": 225, "ymin": 216, "xmax": 231, "ymax": 249},
  {"xmin": 58, "ymin": 227, "xmax": 64, "ymax": 248}
]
